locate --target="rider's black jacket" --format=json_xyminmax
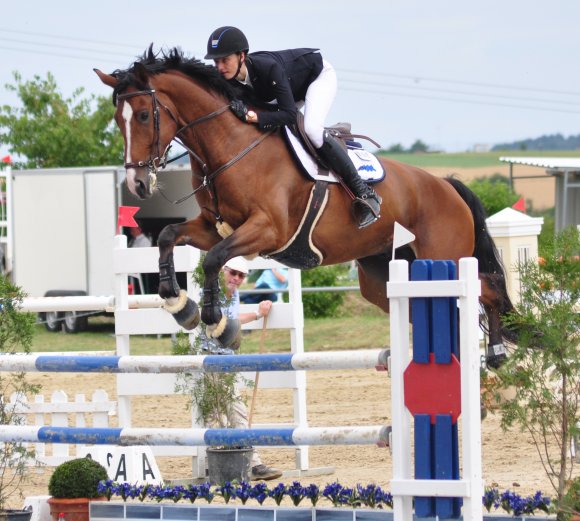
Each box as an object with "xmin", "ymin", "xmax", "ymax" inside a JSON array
[{"xmin": 230, "ymin": 48, "xmax": 323, "ymax": 131}]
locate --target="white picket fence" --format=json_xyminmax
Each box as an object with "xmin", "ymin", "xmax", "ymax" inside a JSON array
[{"xmin": 10, "ymin": 389, "xmax": 116, "ymax": 466}]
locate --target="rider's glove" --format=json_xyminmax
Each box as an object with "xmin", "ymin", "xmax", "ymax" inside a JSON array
[{"xmin": 230, "ymin": 99, "xmax": 248, "ymax": 122}]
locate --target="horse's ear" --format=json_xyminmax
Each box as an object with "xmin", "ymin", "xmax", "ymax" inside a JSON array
[
  {"xmin": 133, "ymin": 62, "xmax": 149, "ymax": 86},
  {"xmin": 94, "ymin": 69, "xmax": 118, "ymax": 88}
]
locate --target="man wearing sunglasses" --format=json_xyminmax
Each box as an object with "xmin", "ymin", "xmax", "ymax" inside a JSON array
[{"xmin": 208, "ymin": 256, "xmax": 282, "ymax": 481}]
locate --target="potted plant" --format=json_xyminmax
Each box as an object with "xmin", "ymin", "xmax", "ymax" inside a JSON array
[
  {"xmin": 47, "ymin": 457, "xmax": 108, "ymax": 521},
  {"xmin": 174, "ymin": 331, "xmax": 253, "ymax": 484},
  {"xmin": 0, "ymin": 275, "xmax": 40, "ymax": 521}
]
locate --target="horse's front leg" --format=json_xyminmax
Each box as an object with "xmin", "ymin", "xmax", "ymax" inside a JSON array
[
  {"xmin": 199, "ymin": 247, "xmax": 243, "ymax": 349},
  {"xmin": 157, "ymin": 218, "xmax": 220, "ymax": 330}
]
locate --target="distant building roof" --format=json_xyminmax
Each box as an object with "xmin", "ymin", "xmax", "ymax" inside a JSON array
[{"xmin": 499, "ymin": 156, "xmax": 580, "ymax": 170}]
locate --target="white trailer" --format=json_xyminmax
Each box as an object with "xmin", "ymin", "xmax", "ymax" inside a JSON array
[{"xmin": 4, "ymin": 163, "xmax": 199, "ymax": 331}]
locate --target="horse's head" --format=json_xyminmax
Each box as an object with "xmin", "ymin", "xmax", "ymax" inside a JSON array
[{"xmin": 95, "ymin": 64, "xmax": 176, "ymax": 199}]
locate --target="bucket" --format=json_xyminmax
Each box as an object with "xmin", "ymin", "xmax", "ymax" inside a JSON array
[{"xmin": 207, "ymin": 447, "xmax": 252, "ymax": 484}]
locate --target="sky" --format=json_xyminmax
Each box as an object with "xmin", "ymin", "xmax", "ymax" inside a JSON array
[{"xmin": 1, "ymin": 1, "xmax": 579, "ymax": 158}]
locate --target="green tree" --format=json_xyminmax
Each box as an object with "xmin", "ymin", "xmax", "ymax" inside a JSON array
[
  {"xmin": 0, "ymin": 72, "xmax": 123, "ymax": 168},
  {"xmin": 496, "ymin": 227, "xmax": 580, "ymax": 513},
  {"xmin": 409, "ymin": 139, "xmax": 429, "ymax": 153},
  {"xmin": 467, "ymin": 175, "xmax": 520, "ymax": 216}
]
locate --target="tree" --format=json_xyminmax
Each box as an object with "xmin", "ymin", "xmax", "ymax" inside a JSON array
[
  {"xmin": 0, "ymin": 72, "xmax": 123, "ymax": 168},
  {"xmin": 409, "ymin": 139, "xmax": 429, "ymax": 153},
  {"xmin": 467, "ymin": 175, "xmax": 519, "ymax": 217},
  {"xmin": 495, "ymin": 227, "xmax": 580, "ymax": 513}
]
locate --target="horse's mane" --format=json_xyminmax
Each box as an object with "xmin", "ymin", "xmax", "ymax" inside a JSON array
[{"xmin": 110, "ymin": 45, "xmax": 238, "ymax": 104}]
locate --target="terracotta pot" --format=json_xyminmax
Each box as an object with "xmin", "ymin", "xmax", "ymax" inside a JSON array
[{"xmin": 47, "ymin": 497, "xmax": 105, "ymax": 521}]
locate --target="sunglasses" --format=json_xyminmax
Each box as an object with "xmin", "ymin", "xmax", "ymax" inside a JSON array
[{"xmin": 224, "ymin": 267, "xmax": 247, "ymax": 279}]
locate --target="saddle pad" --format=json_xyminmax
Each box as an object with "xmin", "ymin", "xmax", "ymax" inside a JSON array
[{"xmin": 284, "ymin": 127, "xmax": 385, "ymax": 184}]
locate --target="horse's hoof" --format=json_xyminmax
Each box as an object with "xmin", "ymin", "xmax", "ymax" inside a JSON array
[
  {"xmin": 486, "ymin": 353, "xmax": 507, "ymax": 370},
  {"xmin": 163, "ymin": 290, "xmax": 200, "ymax": 330},
  {"xmin": 207, "ymin": 317, "xmax": 241, "ymax": 350},
  {"xmin": 486, "ymin": 343, "xmax": 507, "ymax": 369}
]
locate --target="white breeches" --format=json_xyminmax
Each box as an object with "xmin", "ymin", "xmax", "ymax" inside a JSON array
[{"xmin": 301, "ymin": 59, "xmax": 337, "ymax": 148}]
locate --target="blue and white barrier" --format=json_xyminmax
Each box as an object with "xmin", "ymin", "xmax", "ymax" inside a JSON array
[
  {"xmin": 0, "ymin": 425, "xmax": 390, "ymax": 447},
  {"xmin": 0, "ymin": 349, "xmax": 389, "ymax": 373}
]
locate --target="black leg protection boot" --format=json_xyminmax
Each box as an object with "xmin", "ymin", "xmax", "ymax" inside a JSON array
[{"xmin": 318, "ymin": 132, "xmax": 382, "ymax": 228}]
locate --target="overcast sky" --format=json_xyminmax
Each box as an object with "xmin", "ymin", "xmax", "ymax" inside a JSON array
[{"xmin": 1, "ymin": 1, "xmax": 579, "ymax": 159}]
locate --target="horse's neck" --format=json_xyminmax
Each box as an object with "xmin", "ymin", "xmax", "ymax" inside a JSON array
[{"xmin": 162, "ymin": 74, "xmax": 244, "ymax": 157}]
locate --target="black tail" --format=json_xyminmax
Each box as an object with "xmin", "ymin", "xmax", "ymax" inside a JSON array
[{"xmin": 445, "ymin": 177, "xmax": 518, "ymax": 347}]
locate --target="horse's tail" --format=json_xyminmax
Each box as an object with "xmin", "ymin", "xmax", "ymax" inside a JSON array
[{"xmin": 444, "ymin": 177, "xmax": 518, "ymax": 344}]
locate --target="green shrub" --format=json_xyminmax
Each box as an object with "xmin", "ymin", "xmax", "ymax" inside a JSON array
[
  {"xmin": 467, "ymin": 175, "xmax": 519, "ymax": 216},
  {"xmin": 560, "ymin": 476, "xmax": 580, "ymax": 519},
  {"xmin": 301, "ymin": 265, "xmax": 347, "ymax": 318},
  {"xmin": 48, "ymin": 457, "xmax": 108, "ymax": 498}
]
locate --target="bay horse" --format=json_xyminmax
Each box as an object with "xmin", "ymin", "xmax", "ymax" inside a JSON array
[{"xmin": 95, "ymin": 47, "xmax": 515, "ymax": 367}]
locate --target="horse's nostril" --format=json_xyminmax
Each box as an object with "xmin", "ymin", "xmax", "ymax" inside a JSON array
[{"xmin": 135, "ymin": 179, "xmax": 147, "ymax": 199}]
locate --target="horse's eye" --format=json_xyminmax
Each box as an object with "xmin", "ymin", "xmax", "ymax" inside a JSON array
[{"xmin": 138, "ymin": 111, "xmax": 150, "ymax": 123}]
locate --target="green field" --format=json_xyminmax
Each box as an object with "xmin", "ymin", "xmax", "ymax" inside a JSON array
[{"xmin": 377, "ymin": 150, "xmax": 580, "ymax": 169}]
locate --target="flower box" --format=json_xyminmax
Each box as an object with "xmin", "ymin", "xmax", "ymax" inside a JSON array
[{"xmin": 90, "ymin": 502, "xmax": 555, "ymax": 521}]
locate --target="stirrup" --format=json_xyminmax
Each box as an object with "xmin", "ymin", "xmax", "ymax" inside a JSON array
[{"xmin": 353, "ymin": 194, "xmax": 381, "ymax": 229}]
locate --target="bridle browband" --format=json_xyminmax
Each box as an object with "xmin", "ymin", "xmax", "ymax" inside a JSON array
[{"xmin": 116, "ymin": 88, "xmax": 273, "ymax": 203}]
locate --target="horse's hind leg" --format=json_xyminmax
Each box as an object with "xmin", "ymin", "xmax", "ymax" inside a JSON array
[
  {"xmin": 356, "ymin": 253, "xmax": 392, "ymax": 313},
  {"xmin": 480, "ymin": 273, "xmax": 518, "ymax": 368}
]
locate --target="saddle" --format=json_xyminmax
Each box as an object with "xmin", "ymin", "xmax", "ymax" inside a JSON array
[{"xmin": 284, "ymin": 113, "xmax": 385, "ymax": 184}]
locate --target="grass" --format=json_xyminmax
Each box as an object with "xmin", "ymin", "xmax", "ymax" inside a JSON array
[
  {"xmin": 377, "ymin": 150, "xmax": 580, "ymax": 169},
  {"xmin": 28, "ymin": 293, "xmax": 390, "ymax": 355}
]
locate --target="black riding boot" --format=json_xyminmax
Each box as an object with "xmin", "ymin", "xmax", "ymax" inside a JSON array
[{"xmin": 317, "ymin": 133, "xmax": 382, "ymax": 228}]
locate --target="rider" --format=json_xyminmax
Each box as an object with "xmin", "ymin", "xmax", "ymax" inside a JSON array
[{"xmin": 204, "ymin": 26, "xmax": 382, "ymax": 229}]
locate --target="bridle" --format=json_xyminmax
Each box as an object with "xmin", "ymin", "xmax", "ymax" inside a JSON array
[{"xmin": 116, "ymin": 88, "xmax": 273, "ymax": 202}]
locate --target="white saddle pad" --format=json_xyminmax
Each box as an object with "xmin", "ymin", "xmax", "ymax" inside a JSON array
[{"xmin": 284, "ymin": 128, "xmax": 385, "ymax": 184}]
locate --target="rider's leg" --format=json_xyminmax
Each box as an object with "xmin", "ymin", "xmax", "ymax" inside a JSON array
[
  {"xmin": 317, "ymin": 133, "xmax": 382, "ymax": 228},
  {"xmin": 303, "ymin": 60, "xmax": 381, "ymax": 229}
]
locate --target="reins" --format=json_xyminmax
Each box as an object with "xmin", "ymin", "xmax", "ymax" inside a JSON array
[{"xmin": 117, "ymin": 88, "xmax": 273, "ymax": 206}]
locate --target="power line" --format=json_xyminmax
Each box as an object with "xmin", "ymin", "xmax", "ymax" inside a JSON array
[
  {"xmin": 4, "ymin": 26, "xmax": 577, "ymax": 99},
  {"xmin": 341, "ymin": 86, "xmax": 580, "ymax": 114},
  {"xmin": 0, "ymin": 45, "xmax": 124, "ymax": 67},
  {"xmin": 0, "ymin": 27, "xmax": 143, "ymax": 51},
  {"xmin": 0, "ymin": 37, "xmax": 138, "ymax": 60},
  {"xmin": 341, "ymin": 78, "xmax": 580, "ymax": 108},
  {"xmin": 338, "ymin": 68, "xmax": 580, "ymax": 98}
]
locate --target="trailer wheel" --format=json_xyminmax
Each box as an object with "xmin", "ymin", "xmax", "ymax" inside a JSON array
[
  {"xmin": 63, "ymin": 311, "xmax": 88, "ymax": 334},
  {"xmin": 44, "ymin": 311, "xmax": 63, "ymax": 332}
]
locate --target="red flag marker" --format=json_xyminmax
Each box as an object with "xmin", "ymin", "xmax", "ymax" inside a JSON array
[
  {"xmin": 117, "ymin": 206, "xmax": 140, "ymax": 234},
  {"xmin": 512, "ymin": 197, "xmax": 525, "ymax": 213}
]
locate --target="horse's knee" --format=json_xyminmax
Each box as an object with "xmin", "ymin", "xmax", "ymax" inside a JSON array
[{"xmin": 158, "ymin": 224, "xmax": 177, "ymax": 249}]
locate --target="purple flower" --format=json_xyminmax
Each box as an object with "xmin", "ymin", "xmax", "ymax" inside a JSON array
[
  {"xmin": 287, "ymin": 481, "xmax": 306, "ymax": 507},
  {"xmin": 268, "ymin": 483, "xmax": 287, "ymax": 506}
]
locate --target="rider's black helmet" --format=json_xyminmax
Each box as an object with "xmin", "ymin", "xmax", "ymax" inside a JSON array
[{"xmin": 204, "ymin": 26, "xmax": 249, "ymax": 59}]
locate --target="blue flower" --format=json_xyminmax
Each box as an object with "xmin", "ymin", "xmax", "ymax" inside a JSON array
[
  {"xmin": 305, "ymin": 484, "xmax": 321, "ymax": 507},
  {"xmin": 250, "ymin": 483, "xmax": 269, "ymax": 505},
  {"xmin": 217, "ymin": 481, "xmax": 237, "ymax": 504},
  {"xmin": 323, "ymin": 482, "xmax": 350, "ymax": 507},
  {"xmin": 235, "ymin": 481, "xmax": 252, "ymax": 505},
  {"xmin": 268, "ymin": 483, "xmax": 287, "ymax": 506},
  {"xmin": 287, "ymin": 481, "xmax": 306, "ymax": 507}
]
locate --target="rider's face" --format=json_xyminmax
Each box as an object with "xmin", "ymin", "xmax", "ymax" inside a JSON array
[{"xmin": 214, "ymin": 53, "xmax": 243, "ymax": 80}]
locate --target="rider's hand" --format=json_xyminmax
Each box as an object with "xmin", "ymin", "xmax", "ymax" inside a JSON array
[
  {"xmin": 230, "ymin": 99, "xmax": 248, "ymax": 122},
  {"xmin": 246, "ymin": 110, "xmax": 258, "ymax": 123}
]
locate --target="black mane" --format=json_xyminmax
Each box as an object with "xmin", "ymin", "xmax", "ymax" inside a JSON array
[{"xmin": 111, "ymin": 45, "xmax": 238, "ymax": 104}]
